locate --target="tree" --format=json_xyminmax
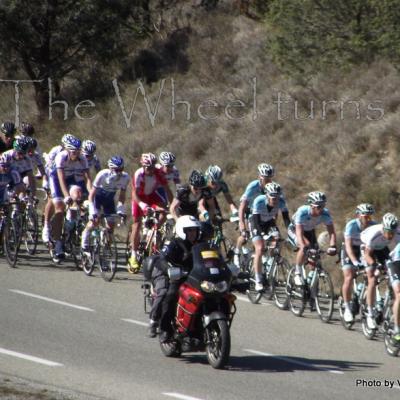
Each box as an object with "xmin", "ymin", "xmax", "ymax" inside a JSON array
[
  {"xmin": 265, "ymin": 0, "xmax": 400, "ymax": 77},
  {"xmin": 0, "ymin": 0, "xmax": 151, "ymax": 118}
]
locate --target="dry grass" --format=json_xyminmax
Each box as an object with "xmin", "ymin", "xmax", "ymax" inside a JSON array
[{"xmin": 1, "ymin": 1, "xmax": 400, "ymax": 289}]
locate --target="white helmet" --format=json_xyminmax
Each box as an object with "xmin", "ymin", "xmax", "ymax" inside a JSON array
[
  {"xmin": 382, "ymin": 213, "xmax": 398, "ymax": 231},
  {"xmin": 265, "ymin": 182, "xmax": 281, "ymax": 197},
  {"xmin": 258, "ymin": 163, "xmax": 274, "ymax": 178},
  {"xmin": 175, "ymin": 215, "xmax": 201, "ymax": 240},
  {"xmin": 356, "ymin": 203, "xmax": 374, "ymax": 216},
  {"xmin": 159, "ymin": 151, "xmax": 176, "ymax": 166},
  {"xmin": 307, "ymin": 191, "xmax": 327, "ymax": 206},
  {"xmin": 206, "ymin": 165, "xmax": 223, "ymax": 183}
]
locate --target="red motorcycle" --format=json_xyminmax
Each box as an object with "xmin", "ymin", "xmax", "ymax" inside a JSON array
[{"xmin": 160, "ymin": 242, "xmax": 237, "ymax": 369}]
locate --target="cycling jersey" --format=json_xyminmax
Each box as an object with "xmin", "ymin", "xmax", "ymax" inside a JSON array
[
  {"xmin": 0, "ymin": 170, "xmax": 20, "ymax": 203},
  {"xmin": 2, "ymin": 149, "xmax": 33, "ymax": 176},
  {"xmin": 360, "ymin": 224, "xmax": 400, "ymax": 250},
  {"xmin": 175, "ymin": 184, "xmax": 204, "ymax": 217},
  {"xmin": 288, "ymin": 205, "xmax": 333, "ymax": 232},
  {"xmin": 252, "ymin": 194, "xmax": 288, "ymax": 222},
  {"xmin": 44, "ymin": 145, "xmax": 63, "ymax": 173},
  {"xmin": 156, "ymin": 164, "xmax": 180, "ymax": 185},
  {"xmin": 93, "ymin": 169, "xmax": 130, "ymax": 197},
  {"xmin": 202, "ymin": 180, "xmax": 229, "ymax": 200},
  {"xmin": 28, "ymin": 151, "xmax": 44, "ymax": 170},
  {"xmin": 240, "ymin": 180, "xmax": 264, "ymax": 209},
  {"xmin": 76, "ymin": 155, "xmax": 101, "ymax": 182},
  {"xmin": 344, "ymin": 218, "xmax": 377, "ymax": 247},
  {"xmin": 54, "ymin": 150, "xmax": 89, "ymax": 179},
  {"xmin": 133, "ymin": 166, "xmax": 167, "ymax": 197}
]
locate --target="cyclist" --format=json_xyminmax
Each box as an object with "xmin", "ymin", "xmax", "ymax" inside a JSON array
[
  {"xmin": 0, "ymin": 154, "xmax": 21, "ymax": 203},
  {"xmin": 250, "ymin": 182, "xmax": 290, "ymax": 291},
  {"xmin": 2, "ymin": 137, "xmax": 36, "ymax": 196},
  {"xmin": 288, "ymin": 191, "xmax": 337, "ymax": 286},
  {"xmin": 233, "ymin": 163, "xmax": 275, "ymax": 268},
  {"xmin": 387, "ymin": 242, "xmax": 400, "ymax": 344},
  {"xmin": 48, "ymin": 135, "xmax": 91, "ymax": 261},
  {"xmin": 42, "ymin": 134, "xmax": 75, "ymax": 243},
  {"xmin": 81, "ymin": 156, "xmax": 129, "ymax": 254},
  {"xmin": 169, "ymin": 170, "xmax": 207, "ymax": 220},
  {"xmin": 128, "ymin": 153, "xmax": 172, "ymax": 272},
  {"xmin": 0, "ymin": 121, "xmax": 16, "ymax": 153},
  {"xmin": 200, "ymin": 165, "xmax": 238, "ymax": 222},
  {"xmin": 341, "ymin": 203, "xmax": 376, "ymax": 323},
  {"xmin": 76, "ymin": 139, "xmax": 101, "ymax": 198},
  {"xmin": 157, "ymin": 151, "xmax": 180, "ymax": 197},
  {"xmin": 17, "ymin": 122, "xmax": 43, "ymax": 156},
  {"xmin": 26, "ymin": 137, "xmax": 46, "ymax": 180},
  {"xmin": 360, "ymin": 213, "xmax": 400, "ymax": 330}
]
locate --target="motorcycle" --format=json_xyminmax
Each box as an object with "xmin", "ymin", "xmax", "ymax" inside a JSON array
[{"xmin": 160, "ymin": 242, "xmax": 237, "ymax": 369}]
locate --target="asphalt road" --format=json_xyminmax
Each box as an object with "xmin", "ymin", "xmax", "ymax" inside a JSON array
[{"xmin": 0, "ymin": 243, "xmax": 399, "ymax": 400}]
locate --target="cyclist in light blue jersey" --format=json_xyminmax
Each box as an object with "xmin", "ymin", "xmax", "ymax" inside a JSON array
[
  {"xmin": 341, "ymin": 203, "xmax": 376, "ymax": 323},
  {"xmin": 360, "ymin": 213, "xmax": 400, "ymax": 330},
  {"xmin": 233, "ymin": 163, "xmax": 275, "ymax": 268},
  {"xmin": 388, "ymin": 242, "xmax": 400, "ymax": 343},
  {"xmin": 288, "ymin": 191, "xmax": 337, "ymax": 286},
  {"xmin": 250, "ymin": 182, "xmax": 290, "ymax": 291}
]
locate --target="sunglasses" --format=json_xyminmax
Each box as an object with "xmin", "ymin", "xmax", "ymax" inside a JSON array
[
  {"xmin": 311, "ymin": 204, "xmax": 324, "ymax": 210},
  {"xmin": 112, "ymin": 167, "xmax": 124, "ymax": 173}
]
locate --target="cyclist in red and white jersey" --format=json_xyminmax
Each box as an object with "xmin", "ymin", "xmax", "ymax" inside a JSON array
[{"xmin": 128, "ymin": 153, "xmax": 173, "ymax": 272}]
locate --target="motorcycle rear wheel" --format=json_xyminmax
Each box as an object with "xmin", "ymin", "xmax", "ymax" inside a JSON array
[
  {"xmin": 160, "ymin": 340, "xmax": 181, "ymax": 357},
  {"xmin": 205, "ymin": 319, "xmax": 230, "ymax": 369}
]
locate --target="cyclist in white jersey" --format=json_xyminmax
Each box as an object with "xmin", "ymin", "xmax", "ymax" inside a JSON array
[
  {"xmin": 250, "ymin": 182, "xmax": 290, "ymax": 291},
  {"xmin": 76, "ymin": 140, "xmax": 101, "ymax": 198},
  {"xmin": 288, "ymin": 191, "xmax": 337, "ymax": 286},
  {"xmin": 341, "ymin": 203, "xmax": 376, "ymax": 323},
  {"xmin": 233, "ymin": 163, "xmax": 275, "ymax": 268},
  {"xmin": 81, "ymin": 156, "xmax": 129, "ymax": 253},
  {"xmin": 387, "ymin": 242, "xmax": 400, "ymax": 343},
  {"xmin": 156, "ymin": 151, "xmax": 180, "ymax": 204},
  {"xmin": 48, "ymin": 135, "xmax": 92, "ymax": 260},
  {"xmin": 360, "ymin": 213, "xmax": 400, "ymax": 330}
]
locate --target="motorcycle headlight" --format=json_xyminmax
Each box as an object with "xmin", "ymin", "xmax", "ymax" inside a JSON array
[{"xmin": 200, "ymin": 280, "xmax": 228, "ymax": 293}]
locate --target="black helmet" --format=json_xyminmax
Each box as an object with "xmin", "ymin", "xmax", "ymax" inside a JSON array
[
  {"xmin": 13, "ymin": 136, "xmax": 30, "ymax": 153},
  {"xmin": 20, "ymin": 122, "xmax": 35, "ymax": 136},
  {"xmin": 189, "ymin": 170, "xmax": 206, "ymax": 188},
  {"xmin": 1, "ymin": 121, "xmax": 16, "ymax": 137}
]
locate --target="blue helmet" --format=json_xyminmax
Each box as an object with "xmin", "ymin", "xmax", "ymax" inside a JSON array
[
  {"xmin": 108, "ymin": 156, "xmax": 124, "ymax": 169},
  {"xmin": 82, "ymin": 140, "xmax": 96, "ymax": 156},
  {"xmin": 62, "ymin": 134, "xmax": 81, "ymax": 150}
]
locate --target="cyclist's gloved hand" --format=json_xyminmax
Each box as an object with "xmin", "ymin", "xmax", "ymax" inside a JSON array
[
  {"xmin": 230, "ymin": 209, "xmax": 239, "ymax": 223},
  {"xmin": 327, "ymin": 246, "xmax": 337, "ymax": 256},
  {"xmin": 145, "ymin": 206, "xmax": 155, "ymax": 216},
  {"xmin": 116, "ymin": 202, "xmax": 126, "ymax": 216},
  {"xmin": 64, "ymin": 196, "xmax": 73, "ymax": 205},
  {"xmin": 201, "ymin": 211, "xmax": 210, "ymax": 222},
  {"xmin": 353, "ymin": 260, "xmax": 363, "ymax": 268}
]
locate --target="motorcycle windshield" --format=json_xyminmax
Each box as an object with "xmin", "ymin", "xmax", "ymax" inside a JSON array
[{"xmin": 186, "ymin": 242, "xmax": 232, "ymax": 289}]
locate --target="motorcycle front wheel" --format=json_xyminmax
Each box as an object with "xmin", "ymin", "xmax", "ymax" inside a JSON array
[
  {"xmin": 160, "ymin": 340, "xmax": 181, "ymax": 357},
  {"xmin": 205, "ymin": 319, "xmax": 230, "ymax": 369}
]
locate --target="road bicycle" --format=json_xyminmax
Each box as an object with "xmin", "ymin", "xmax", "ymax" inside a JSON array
[
  {"xmin": 209, "ymin": 215, "xmax": 235, "ymax": 264},
  {"xmin": 18, "ymin": 194, "xmax": 39, "ymax": 256},
  {"xmin": 0, "ymin": 202, "xmax": 21, "ymax": 267},
  {"xmin": 286, "ymin": 248, "xmax": 334, "ymax": 322},
  {"xmin": 246, "ymin": 231, "xmax": 290, "ymax": 308},
  {"xmin": 81, "ymin": 214, "xmax": 118, "ymax": 282}
]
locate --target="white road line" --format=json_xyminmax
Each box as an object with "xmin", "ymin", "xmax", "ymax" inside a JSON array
[
  {"xmin": 9, "ymin": 289, "xmax": 95, "ymax": 312},
  {"xmin": 243, "ymin": 349, "xmax": 344, "ymax": 375},
  {"xmin": 162, "ymin": 393, "xmax": 204, "ymax": 400},
  {"xmin": 121, "ymin": 318, "xmax": 148, "ymax": 327},
  {"xmin": 0, "ymin": 347, "xmax": 63, "ymax": 367}
]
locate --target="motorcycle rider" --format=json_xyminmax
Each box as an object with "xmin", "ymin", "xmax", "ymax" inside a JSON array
[{"xmin": 150, "ymin": 215, "xmax": 202, "ymax": 342}]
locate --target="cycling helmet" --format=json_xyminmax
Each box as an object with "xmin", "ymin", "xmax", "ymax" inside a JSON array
[
  {"xmin": 63, "ymin": 135, "xmax": 81, "ymax": 151},
  {"xmin": 61, "ymin": 133, "xmax": 78, "ymax": 147},
  {"xmin": 265, "ymin": 182, "xmax": 282, "ymax": 197},
  {"xmin": 13, "ymin": 136, "xmax": 30, "ymax": 153},
  {"xmin": 81, "ymin": 140, "xmax": 96, "ymax": 156},
  {"xmin": 0, "ymin": 154, "xmax": 10, "ymax": 167},
  {"xmin": 189, "ymin": 170, "xmax": 207, "ymax": 188},
  {"xmin": 176, "ymin": 215, "xmax": 201, "ymax": 240},
  {"xmin": 24, "ymin": 136, "xmax": 36, "ymax": 150},
  {"xmin": 382, "ymin": 213, "xmax": 398, "ymax": 231},
  {"xmin": 20, "ymin": 122, "xmax": 34, "ymax": 135},
  {"xmin": 257, "ymin": 163, "xmax": 275, "ymax": 178},
  {"xmin": 1, "ymin": 121, "xmax": 16, "ymax": 136},
  {"xmin": 108, "ymin": 156, "xmax": 124, "ymax": 169},
  {"xmin": 307, "ymin": 191, "xmax": 327, "ymax": 206},
  {"xmin": 140, "ymin": 153, "xmax": 157, "ymax": 167},
  {"xmin": 206, "ymin": 165, "xmax": 223, "ymax": 183},
  {"xmin": 159, "ymin": 151, "xmax": 176, "ymax": 166},
  {"xmin": 356, "ymin": 203, "xmax": 375, "ymax": 216}
]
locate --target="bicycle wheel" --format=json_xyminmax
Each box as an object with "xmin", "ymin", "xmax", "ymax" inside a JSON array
[
  {"xmin": 314, "ymin": 269, "xmax": 334, "ymax": 323},
  {"xmin": 99, "ymin": 232, "xmax": 118, "ymax": 282},
  {"xmin": 3, "ymin": 217, "xmax": 20, "ymax": 267},
  {"xmin": 23, "ymin": 208, "xmax": 39, "ymax": 255},
  {"xmin": 271, "ymin": 258, "xmax": 290, "ymax": 310},
  {"xmin": 64, "ymin": 229, "xmax": 80, "ymax": 269},
  {"xmin": 246, "ymin": 258, "xmax": 263, "ymax": 304},
  {"xmin": 287, "ymin": 267, "xmax": 306, "ymax": 317},
  {"xmin": 125, "ymin": 224, "xmax": 132, "ymax": 265},
  {"xmin": 337, "ymin": 295, "xmax": 355, "ymax": 330},
  {"xmin": 220, "ymin": 237, "xmax": 235, "ymax": 263}
]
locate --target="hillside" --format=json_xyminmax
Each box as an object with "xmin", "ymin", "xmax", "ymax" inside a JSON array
[{"xmin": 1, "ymin": 0, "xmax": 400, "ymax": 235}]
